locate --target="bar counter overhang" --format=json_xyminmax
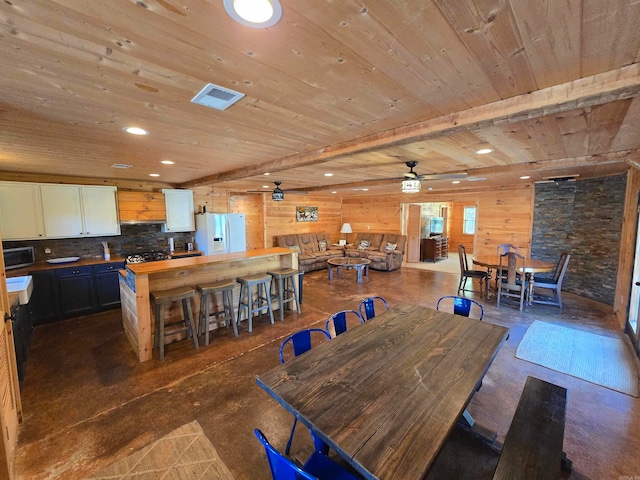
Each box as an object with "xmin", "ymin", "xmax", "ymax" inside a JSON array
[{"xmin": 119, "ymin": 247, "xmax": 298, "ymax": 362}]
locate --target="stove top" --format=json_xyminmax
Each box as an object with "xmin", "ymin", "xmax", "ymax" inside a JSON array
[{"xmin": 125, "ymin": 251, "xmax": 171, "ymax": 264}]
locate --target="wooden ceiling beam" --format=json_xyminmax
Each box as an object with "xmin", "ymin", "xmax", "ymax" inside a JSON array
[
  {"xmin": 178, "ymin": 64, "xmax": 640, "ymax": 188},
  {"xmin": 292, "ymin": 150, "xmax": 636, "ymax": 192}
]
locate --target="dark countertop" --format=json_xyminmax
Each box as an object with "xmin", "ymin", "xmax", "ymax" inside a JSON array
[{"xmin": 5, "ymin": 255, "xmax": 127, "ymax": 277}]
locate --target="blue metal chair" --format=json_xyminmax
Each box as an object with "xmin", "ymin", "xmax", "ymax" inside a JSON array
[
  {"xmin": 325, "ymin": 310, "xmax": 364, "ymax": 338},
  {"xmin": 254, "ymin": 429, "xmax": 360, "ymax": 480},
  {"xmin": 358, "ymin": 296, "xmax": 389, "ymax": 321},
  {"xmin": 279, "ymin": 328, "xmax": 331, "ymax": 455},
  {"xmin": 436, "ymin": 295, "xmax": 484, "ymax": 320}
]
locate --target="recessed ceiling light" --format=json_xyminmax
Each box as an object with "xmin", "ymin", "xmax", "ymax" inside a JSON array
[
  {"xmin": 475, "ymin": 148, "xmax": 493, "ymax": 155},
  {"xmin": 452, "ymin": 180, "xmax": 460, "ymax": 184},
  {"xmin": 324, "ymin": 173, "xmax": 334, "ymax": 177},
  {"xmin": 264, "ymin": 172, "xmax": 270, "ymax": 176},
  {"xmin": 111, "ymin": 163, "xmax": 133, "ymax": 169},
  {"xmin": 123, "ymin": 127, "xmax": 149, "ymax": 135},
  {"xmin": 160, "ymin": 160, "xmax": 175, "ymax": 165},
  {"xmin": 223, "ymin": 0, "xmax": 282, "ymax": 28},
  {"xmin": 332, "ymin": 191, "xmax": 337, "ymax": 194},
  {"xmin": 149, "ymin": 173, "xmax": 160, "ymax": 177},
  {"xmin": 262, "ymin": 185, "xmax": 270, "ymax": 188},
  {"xmin": 520, "ymin": 175, "xmax": 531, "ymax": 179},
  {"xmin": 428, "ymin": 187, "xmax": 433, "ymax": 191}
]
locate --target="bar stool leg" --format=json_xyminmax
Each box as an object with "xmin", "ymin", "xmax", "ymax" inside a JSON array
[
  {"xmin": 276, "ymin": 276, "xmax": 285, "ymax": 322},
  {"xmin": 182, "ymin": 298, "xmax": 199, "ymax": 350},
  {"xmin": 263, "ymin": 280, "xmax": 274, "ymax": 324},
  {"xmin": 224, "ymin": 290, "xmax": 238, "ymax": 337},
  {"xmin": 154, "ymin": 302, "xmax": 164, "ymax": 360}
]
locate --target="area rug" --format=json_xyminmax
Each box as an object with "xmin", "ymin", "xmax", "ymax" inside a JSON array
[
  {"xmin": 516, "ymin": 321, "xmax": 640, "ymax": 397},
  {"xmin": 86, "ymin": 420, "xmax": 234, "ymax": 479}
]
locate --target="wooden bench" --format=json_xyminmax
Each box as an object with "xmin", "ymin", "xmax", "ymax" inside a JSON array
[{"xmin": 492, "ymin": 376, "xmax": 570, "ymax": 480}]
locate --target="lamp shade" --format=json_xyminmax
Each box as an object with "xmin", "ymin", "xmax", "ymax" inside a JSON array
[
  {"xmin": 340, "ymin": 223, "xmax": 353, "ymax": 234},
  {"xmin": 401, "ymin": 179, "xmax": 421, "ymax": 193}
]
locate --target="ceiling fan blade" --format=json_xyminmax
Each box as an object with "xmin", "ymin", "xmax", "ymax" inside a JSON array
[{"xmin": 417, "ymin": 172, "xmax": 468, "ymax": 180}]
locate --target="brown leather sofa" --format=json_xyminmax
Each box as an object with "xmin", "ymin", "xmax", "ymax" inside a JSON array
[
  {"xmin": 274, "ymin": 232, "xmax": 344, "ymax": 272},
  {"xmin": 345, "ymin": 232, "xmax": 406, "ymax": 271}
]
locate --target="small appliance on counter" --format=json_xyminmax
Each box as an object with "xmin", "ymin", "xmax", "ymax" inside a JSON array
[{"xmin": 3, "ymin": 246, "xmax": 35, "ymax": 270}]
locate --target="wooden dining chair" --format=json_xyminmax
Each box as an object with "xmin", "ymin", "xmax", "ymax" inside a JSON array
[
  {"xmin": 436, "ymin": 295, "xmax": 484, "ymax": 320},
  {"xmin": 279, "ymin": 328, "xmax": 331, "ymax": 455},
  {"xmin": 496, "ymin": 244, "xmax": 519, "ymax": 289},
  {"xmin": 497, "ymin": 251, "xmax": 528, "ymax": 311},
  {"xmin": 325, "ymin": 310, "xmax": 364, "ymax": 338},
  {"xmin": 457, "ymin": 244, "xmax": 488, "ymax": 295},
  {"xmin": 531, "ymin": 252, "xmax": 571, "ymax": 308},
  {"xmin": 358, "ymin": 296, "xmax": 389, "ymax": 321},
  {"xmin": 254, "ymin": 429, "xmax": 360, "ymax": 480}
]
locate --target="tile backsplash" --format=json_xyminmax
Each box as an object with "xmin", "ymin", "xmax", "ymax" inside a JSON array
[{"xmin": 3, "ymin": 224, "xmax": 193, "ymax": 262}]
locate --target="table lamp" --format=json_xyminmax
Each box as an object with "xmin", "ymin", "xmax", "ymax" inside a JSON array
[{"xmin": 340, "ymin": 223, "xmax": 353, "ymax": 244}]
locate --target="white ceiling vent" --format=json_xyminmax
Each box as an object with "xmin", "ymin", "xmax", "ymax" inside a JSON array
[{"xmin": 191, "ymin": 83, "xmax": 245, "ymax": 111}]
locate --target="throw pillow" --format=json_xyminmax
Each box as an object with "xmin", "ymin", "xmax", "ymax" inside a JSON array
[
  {"xmin": 318, "ymin": 240, "xmax": 327, "ymax": 251},
  {"xmin": 357, "ymin": 240, "xmax": 370, "ymax": 251},
  {"xmin": 288, "ymin": 245, "xmax": 301, "ymax": 254},
  {"xmin": 384, "ymin": 242, "xmax": 397, "ymax": 252}
]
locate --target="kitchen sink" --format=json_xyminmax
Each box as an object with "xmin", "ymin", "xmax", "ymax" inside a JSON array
[{"xmin": 6, "ymin": 275, "xmax": 33, "ymax": 305}]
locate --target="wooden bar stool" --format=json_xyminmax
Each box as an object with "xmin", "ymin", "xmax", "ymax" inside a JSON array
[
  {"xmin": 196, "ymin": 279, "xmax": 238, "ymax": 346},
  {"xmin": 267, "ymin": 268, "xmax": 301, "ymax": 322},
  {"xmin": 236, "ymin": 274, "xmax": 274, "ymax": 332},
  {"xmin": 150, "ymin": 285, "xmax": 199, "ymax": 360}
]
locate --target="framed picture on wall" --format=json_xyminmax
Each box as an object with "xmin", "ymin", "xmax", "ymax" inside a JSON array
[{"xmin": 296, "ymin": 206, "xmax": 318, "ymax": 222}]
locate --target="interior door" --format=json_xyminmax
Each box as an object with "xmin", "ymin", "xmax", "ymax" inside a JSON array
[
  {"xmin": 406, "ymin": 204, "xmax": 422, "ymax": 263},
  {"xmin": 627, "ymin": 200, "xmax": 640, "ymax": 338}
]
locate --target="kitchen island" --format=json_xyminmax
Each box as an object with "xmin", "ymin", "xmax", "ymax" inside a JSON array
[{"xmin": 119, "ymin": 247, "xmax": 298, "ymax": 362}]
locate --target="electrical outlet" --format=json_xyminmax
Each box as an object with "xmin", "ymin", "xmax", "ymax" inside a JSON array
[{"xmin": 44, "ymin": 248, "xmax": 51, "ymax": 254}]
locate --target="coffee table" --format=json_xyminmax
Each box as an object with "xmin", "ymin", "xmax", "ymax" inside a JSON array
[{"xmin": 327, "ymin": 257, "xmax": 371, "ymax": 283}]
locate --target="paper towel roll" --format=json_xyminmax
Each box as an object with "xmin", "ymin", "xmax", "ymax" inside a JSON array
[{"xmin": 169, "ymin": 237, "xmax": 175, "ymax": 252}]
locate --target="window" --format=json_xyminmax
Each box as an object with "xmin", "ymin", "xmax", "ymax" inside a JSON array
[{"xmin": 463, "ymin": 206, "xmax": 476, "ymax": 235}]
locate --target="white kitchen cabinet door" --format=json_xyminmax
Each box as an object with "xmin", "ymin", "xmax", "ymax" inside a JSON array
[
  {"xmin": 0, "ymin": 182, "xmax": 45, "ymax": 240},
  {"xmin": 162, "ymin": 189, "xmax": 195, "ymax": 232},
  {"xmin": 40, "ymin": 184, "xmax": 84, "ymax": 238},
  {"xmin": 81, "ymin": 186, "xmax": 120, "ymax": 236}
]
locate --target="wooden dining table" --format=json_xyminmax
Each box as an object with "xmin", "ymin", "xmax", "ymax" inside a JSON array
[
  {"xmin": 256, "ymin": 304, "xmax": 509, "ymax": 480},
  {"xmin": 472, "ymin": 255, "xmax": 555, "ymax": 303}
]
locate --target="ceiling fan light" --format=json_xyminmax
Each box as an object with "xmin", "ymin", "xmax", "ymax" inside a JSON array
[{"xmin": 401, "ymin": 179, "xmax": 421, "ymax": 193}]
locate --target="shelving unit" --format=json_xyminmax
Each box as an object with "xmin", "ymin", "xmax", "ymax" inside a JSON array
[{"xmin": 420, "ymin": 237, "xmax": 449, "ymax": 262}]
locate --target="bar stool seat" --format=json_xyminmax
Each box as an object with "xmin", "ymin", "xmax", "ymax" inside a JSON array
[
  {"xmin": 267, "ymin": 268, "xmax": 301, "ymax": 322},
  {"xmin": 197, "ymin": 279, "xmax": 238, "ymax": 346},
  {"xmin": 237, "ymin": 274, "xmax": 274, "ymax": 332},
  {"xmin": 150, "ymin": 285, "xmax": 199, "ymax": 360}
]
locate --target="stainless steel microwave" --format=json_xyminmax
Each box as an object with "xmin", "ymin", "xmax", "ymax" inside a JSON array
[{"xmin": 3, "ymin": 247, "xmax": 35, "ymax": 270}]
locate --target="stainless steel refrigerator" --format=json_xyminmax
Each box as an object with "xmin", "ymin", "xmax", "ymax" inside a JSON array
[{"xmin": 195, "ymin": 213, "xmax": 246, "ymax": 255}]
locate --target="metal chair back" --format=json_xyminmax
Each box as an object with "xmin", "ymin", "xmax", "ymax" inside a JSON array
[
  {"xmin": 325, "ymin": 310, "xmax": 364, "ymax": 337},
  {"xmin": 279, "ymin": 328, "xmax": 331, "ymax": 364},
  {"xmin": 436, "ymin": 295, "xmax": 484, "ymax": 320},
  {"xmin": 358, "ymin": 296, "xmax": 389, "ymax": 321}
]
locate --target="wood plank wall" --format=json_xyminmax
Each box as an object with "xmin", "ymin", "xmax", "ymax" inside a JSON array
[
  {"xmin": 265, "ymin": 194, "xmax": 343, "ymax": 247},
  {"xmin": 341, "ymin": 197, "xmax": 403, "ymax": 234},
  {"xmin": 230, "ymin": 194, "xmax": 265, "ymax": 250}
]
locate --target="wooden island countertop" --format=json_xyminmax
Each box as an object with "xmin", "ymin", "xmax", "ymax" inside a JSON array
[{"xmin": 120, "ymin": 247, "xmax": 298, "ymax": 362}]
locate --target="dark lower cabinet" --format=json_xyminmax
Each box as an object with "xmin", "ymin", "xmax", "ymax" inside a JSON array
[
  {"xmin": 11, "ymin": 302, "xmax": 32, "ymax": 386},
  {"xmin": 94, "ymin": 262, "xmax": 125, "ymax": 310},
  {"xmin": 29, "ymin": 261, "xmax": 125, "ymax": 325},
  {"xmin": 29, "ymin": 270, "xmax": 60, "ymax": 326},
  {"xmin": 57, "ymin": 265, "xmax": 96, "ymax": 318}
]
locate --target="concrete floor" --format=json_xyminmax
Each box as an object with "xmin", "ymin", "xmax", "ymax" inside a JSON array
[{"xmin": 13, "ymin": 266, "xmax": 640, "ymax": 479}]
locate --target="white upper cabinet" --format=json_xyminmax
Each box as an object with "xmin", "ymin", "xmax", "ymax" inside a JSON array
[
  {"xmin": 81, "ymin": 186, "xmax": 120, "ymax": 236},
  {"xmin": 34, "ymin": 184, "xmax": 120, "ymax": 239},
  {"xmin": 40, "ymin": 185, "xmax": 84, "ymax": 238},
  {"xmin": 0, "ymin": 182, "xmax": 45, "ymax": 240},
  {"xmin": 162, "ymin": 189, "xmax": 194, "ymax": 232}
]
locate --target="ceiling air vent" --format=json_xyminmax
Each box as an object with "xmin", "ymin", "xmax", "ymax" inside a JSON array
[{"xmin": 191, "ymin": 83, "xmax": 245, "ymax": 111}]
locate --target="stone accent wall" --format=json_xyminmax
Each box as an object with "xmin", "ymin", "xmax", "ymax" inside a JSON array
[
  {"xmin": 3, "ymin": 224, "xmax": 193, "ymax": 262},
  {"xmin": 531, "ymin": 175, "xmax": 626, "ymax": 305}
]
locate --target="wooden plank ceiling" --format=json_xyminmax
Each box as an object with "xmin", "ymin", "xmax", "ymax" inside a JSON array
[{"xmin": 0, "ymin": 0, "xmax": 639, "ymax": 196}]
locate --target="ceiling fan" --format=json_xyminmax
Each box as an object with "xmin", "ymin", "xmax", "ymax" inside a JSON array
[
  {"xmin": 400, "ymin": 161, "xmax": 468, "ymax": 181},
  {"xmin": 247, "ymin": 181, "xmax": 307, "ymax": 201}
]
